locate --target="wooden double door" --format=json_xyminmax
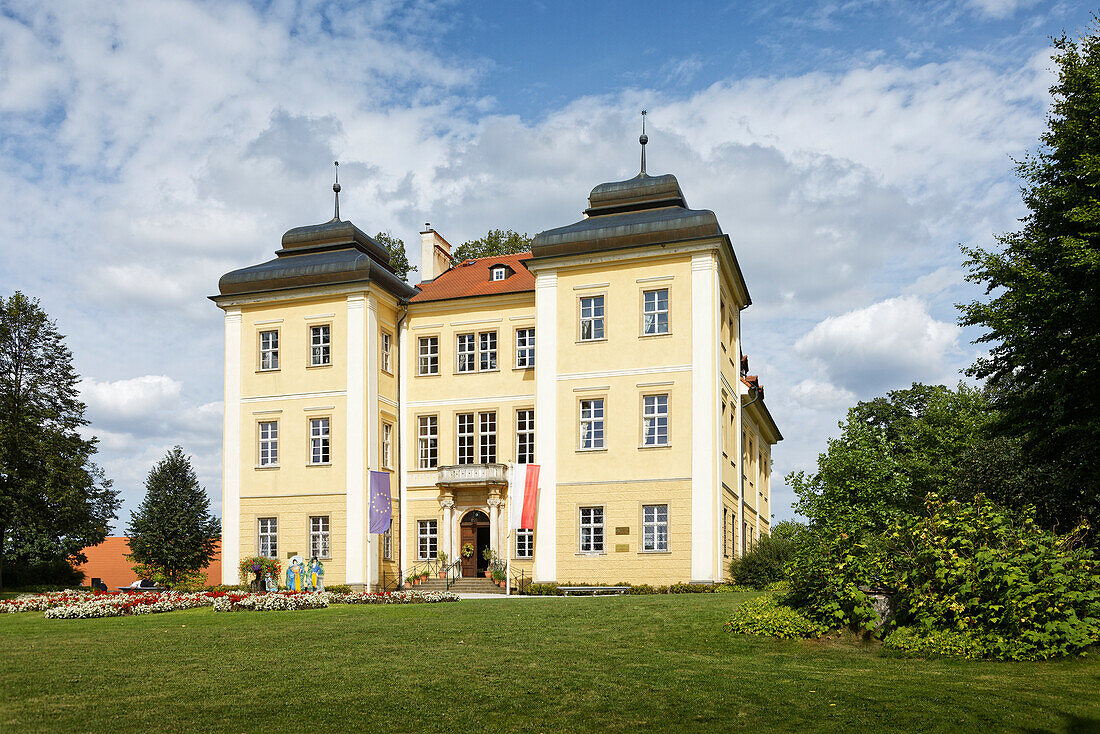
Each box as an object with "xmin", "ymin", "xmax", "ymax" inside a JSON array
[{"xmin": 459, "ymin": 510, "xmax": 491, "ymax": 577}]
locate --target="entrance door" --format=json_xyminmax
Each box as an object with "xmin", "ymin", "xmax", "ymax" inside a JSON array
[{"xmin": 460, "ymin": 510, "xmax": 490, "ymax": 577}]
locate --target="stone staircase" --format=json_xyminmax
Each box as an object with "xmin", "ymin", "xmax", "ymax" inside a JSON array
[{"xmin": 418, "ymin": 577, "xmax": 505, "ymax": 595}]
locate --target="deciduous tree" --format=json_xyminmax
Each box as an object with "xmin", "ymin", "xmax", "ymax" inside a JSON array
[
  {"xmin": 959, "ymin": 26, "xmax": 1100, "ymax": 534},
  {"xmin": 453, "ymin": 229, "xmax": 532, "ymax": 262}
]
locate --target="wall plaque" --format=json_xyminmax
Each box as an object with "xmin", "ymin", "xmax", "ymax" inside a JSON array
[
  {"xmin": 615, "ymin": 526, "xmax": 630, "ymax": 535},
  {"xmin": 615, "ymin": 544, "xmax": 630, "ymax": 553}
]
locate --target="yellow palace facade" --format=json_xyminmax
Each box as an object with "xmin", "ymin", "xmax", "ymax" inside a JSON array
[{"xmin": 212, "ymin": 150, "xmax": 781, "ymax": 590}]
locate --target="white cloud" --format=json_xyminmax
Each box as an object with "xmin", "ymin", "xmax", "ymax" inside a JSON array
[
  {"xmin": 794, "ymin": 296, "xmax": 962, "ymax": 392},
  {"xmin": 968, "ymin": 0, "xmax": 1041, "ymax": 20},
  {"xmin": 789, "ymin": 378, "xmax": 858, "ymax": 413}
]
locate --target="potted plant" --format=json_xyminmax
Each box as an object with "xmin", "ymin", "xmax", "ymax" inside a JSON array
[
  {"xmin": 437, "ymin": 551, "xmax": 449, "ymax": 578},
  {"xmin": 491, "ymin": 568, "xmax": 506, "ymax": 588},
  {"xmin": 482, "ymin": 547, "xmax": 496, "ymax": 578}
]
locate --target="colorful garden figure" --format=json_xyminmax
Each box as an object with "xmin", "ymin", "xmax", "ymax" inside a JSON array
[
  {"xmin": 286, "ymin": 555, "xmax": 305, "ymax": 591},
  {"xmin": 264, "ymin": 572, "xmax": 277, "ymax": 592},
  {"xmin": 309, "ymin": 557, "xmax": 325, "ymax": 592}
]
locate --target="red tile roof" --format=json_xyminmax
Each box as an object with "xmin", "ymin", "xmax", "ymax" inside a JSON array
[{"xmin": 410, "ymin": 252, "xmax": 535, "ymax": 303}]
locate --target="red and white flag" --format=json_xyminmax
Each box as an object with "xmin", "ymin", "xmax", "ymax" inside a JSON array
[{"xmin": 509, "ymin": 464, "xmax": 540, "ymax": 530}]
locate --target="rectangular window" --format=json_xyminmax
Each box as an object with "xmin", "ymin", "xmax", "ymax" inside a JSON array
[
  {"xmin": 383, "ymin": 526, "xmax": 393, "ymax": 560},
  {"xmin": 259, "ymin": 330, "xmax": 279, "ymax": 370},
  {"xmin": 479, "ymin": 411, "xmax": 497, "ymax": 463},
  {"xmin": 310, "ymin": 516, "xmax": 330, "ymax": 558},
  {"xmin": 579, "ymin": 506, "xmax": 604, "ymax": 553},
  {"xmin": 479, "ymin": 331, "xmax": 497, "ymax": 371},
  {"xmin": 381, "ymin": 332, "xmax": 392, "ymax": 373},
  {"xmin": 642, "ymin": 394, "xmax": 669, "ymax": 446},
  {"xmin": 723, "ymin": 508, "xmax": 730, "ymax": 558},
  {"xmin": 579, "ymin": 296, "xmax": 605, "ymax": 341},
  {"xmin": 579, "ymin": 399, "xmax": 605, "ymax": 450},
  {"xmin": 309, "ymin": 418, "xmax": 330, "ymax": 464},
  {"xmin": 258, "ymin": 421, "xmax": 278, "ymax": 466},
  {"xmin": 456, "ymin": 413, "xmax": 475, "ymax": 464},
  {"xmin": 516, "ymin": 409, "xmax": 535, "ymax": 464},
  {"xmin": 382, "ymin": 422, "xmax": 393, "ymax": 469},
  {"xmin": 642, "ymin": 289, "xmax": 669, "ymax": 335},
  {"xmin": 418, "ymin": 519, "xmax": 438, "ymax": 560},
  {"xmin": 516, "ymin": 528, "xmax": 533, "ymax": 558},
  {"xmin": 642, "ymin": 504, "xmax": 669, "ymax": 552},
  {"xmin": 418, "ymin": 415, "xmax": 438, "ymax": 469},
  {"xmin": 515, "ymin": 328, "xmax": 535, "ymax": 368},
  {"xmin": 310, "ymin": 324, "xmax": 331, "ymax": 366},
  {"xmin": 456, "ymin": 333, "xmax": 476, "ymax": 373},
  {"xmin": 491, "ymin": 266, "xmax": 507, "ymax": 281},
  {"xmin": 258, "ymin": 517, "xmax": 277, "ymax": 558},
  {"xmin": 418, "ymin": 336, "xmax": 438, "ymax": 375}
]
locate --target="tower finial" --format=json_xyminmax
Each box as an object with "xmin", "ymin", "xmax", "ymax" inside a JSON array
[
  {"xmin": 639, "ymin": 110, "xmax": 648, "ymax": 175},
  {"xmin": 331, "ymin": 161, "xmax": 341, "ymax": 222}
]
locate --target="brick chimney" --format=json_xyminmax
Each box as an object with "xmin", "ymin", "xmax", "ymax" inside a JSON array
[{"xmin": 419, "ymin": 224, "xmax": 453, "ymax": 282}]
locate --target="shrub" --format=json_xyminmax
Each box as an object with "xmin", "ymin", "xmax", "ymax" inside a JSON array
[
  {"xmin": 728, "ymin": 522, "xmax": 804, "ymax": 589},
  {"xmin": 724, "ymin": 595, "xmax": 824, "ymax": 639},
  {"xmin": 669, "ymin": 583, "xmax": 716, "ymax": 594},
  {"xmin": 882, "ymin": 627, "xmax": 993, "ymax": 659},
  {"xmin": 886, "ymin": 495, "xmax": 1100, "ymax": 660},
  {"xmin": 784, "ymin": 524, "xmax": 886, "ymax": 633},
  {"xmin": 524, "ymin": 583, "xmax": 559, "ymax": 596},
  {"xmin": 325, "ymin": 584, "xmax": 352, "ymax": 594}
]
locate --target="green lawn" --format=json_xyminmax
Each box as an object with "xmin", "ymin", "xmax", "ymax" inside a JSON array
[{"xmin": 1, "ymin": 593, "xmax": 1098, "ymax": 733}]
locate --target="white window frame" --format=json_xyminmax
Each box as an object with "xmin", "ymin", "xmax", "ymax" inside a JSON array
[
  {"xmin": 515, "ymin": 328, "xmax": 535, "ymax": 368},
  {"xmin": 259, "ymin": 329, "xmax": 279, "ymax": 370},
  {"xmin": 381, "ymin": 332, "xmax": 392, "ymax": 373},
  {"xmin": 479, "ymin": 331, "xmax": 497, "ymax": 371},
  {"xmin": 456, "ymin": 333, "xmax": 476, "ymax": 373},
  {"xmin": 579, "ymin": 295, "xmax": 605, "ymax": 341},
  {"xmin": 479, "ymin": 411, "xmax": 497, "ymax": 463},
  {"xmin": 309, "ymin": 417, "xmax": 330, "ymax": 465},
  {"xmin": 309, "ymin": 515, "xmax": 330, "ymax": 559},
  {"xmin": 381, "ymin": 421, "xmax": 393, "ymax": 469},
  {"xmin": 383, "ymin": 525, "xmax": 393, "ymax": 560},
  {"xmin": 491, "ymin": 266, "xmax": 507, "ymax": 281},
  {"xmin": 515, "ymin": 408, "xmax": 535, "ymax": 464},
  {"xmin": 456, "ymin": 412, "xmax": 475, "ymax": 464},
  {"xmin": 579, "ymin": 398, "xmax": 605, "ymax": 450},
  {"xmin": 258, "ymin": 420, "xmax": 278, "ymax": 466},
  {"xmin": 642, "ymin": 394, "xmax": 669, "ymax": 447},
  {"xmin": 579, "ymin": 506, "xmax": 604, "ymax": 553},
  {"xmin": 418, "ymin": 336, "xmax": 439, "ymax": 375},
  {"xmin": 642, "ymin": 504, "xmax": 669, "ymax": 552},
  {"xmin": 418, "ymin": 415, "xmax": 438, "ymax": 469},
  {"xmin": 258, "ymin": 517, "xmax": 278, "ymax": 558},
  {"xmin": 310, "ymin": 324, "xmax": 331, "ymax": 366},
  {"xmin": 642, "ymin": 288, "xmax": 669, "ymax": 335},
  {"xmin": 418, "ymin": 519, "xmax": 438, "ymax": 560},
  {"xmin": 516, "ymin": 528, "xmax": 533, "ymax": 559}
]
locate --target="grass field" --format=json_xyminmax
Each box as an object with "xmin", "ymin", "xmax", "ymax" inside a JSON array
[{"xmin": 2, "ymin": 593, "xmax": 1099, "ymax": 733}]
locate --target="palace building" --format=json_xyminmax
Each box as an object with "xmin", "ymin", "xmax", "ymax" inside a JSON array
[{"xmin": 212, "ymin": 137, "xmax": 781, "ymax": 590}]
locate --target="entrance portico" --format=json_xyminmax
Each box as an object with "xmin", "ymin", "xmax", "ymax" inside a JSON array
[{"xmin": 436, "ymin": 464, "xmax": 508, "ymax": 575}]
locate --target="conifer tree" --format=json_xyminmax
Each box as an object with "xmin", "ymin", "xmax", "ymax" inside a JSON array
[
  {"xmin": 0, "ymin": 291, "xmax": 118, "ymax": 589},
  {"xmin": 126, "ymin": 446, "xmax": 219, "ymax": 586},
  {"xmin": 959, "ymin": 24, "xmax": 1100, "ymax": 534}
]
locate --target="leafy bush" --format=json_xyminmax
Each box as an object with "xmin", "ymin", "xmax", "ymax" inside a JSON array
[
  {"xmin": 882, "ymin": 627, "xmax": 993, "ymax": 659},
  {"xmin": 724, "ymin": 595, "xmax": 824, "ymax": 639},
  {"xmin": 669, "ymin": 583, "xmax": 717, "ymax": 594},
  {"xmin": 887, "ymin": 495, "xmax": 1100, "ymax": 660},
  {"xmin": 325, "ymin": 584, "xmax": 351, "ymax": 594},
  {"xmin": 728, "ymin": 522, "xmax": 804, "ymax": 589},
  {"xmin": 524, "ymin": 583, "xmax": 559, "ymax": 596}
]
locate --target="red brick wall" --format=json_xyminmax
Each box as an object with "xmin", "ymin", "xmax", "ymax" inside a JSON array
[{"xmin": 73, "ymin": 537, "xmax": 222, "ymax": 589}]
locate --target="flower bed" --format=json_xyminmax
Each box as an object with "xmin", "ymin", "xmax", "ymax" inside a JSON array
[
  {"xmin": 1, "ymin": 590, "xmax": 100, "ymax": 613},
  {"xmin": 43, "ymin": 591, "xmax": 221, "ymax": 619},
  {"xmin": 212, "ymin": 592, "xmax": 329, "ymax": 612},
  {"xmin": 326, "ymin": 590, "xmax": 459, "ymax": 605}
]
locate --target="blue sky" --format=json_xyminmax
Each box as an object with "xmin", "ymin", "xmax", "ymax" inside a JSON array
[{"xmin": 0, "ymin": 0, "xmax": 1094, "ymax": 530}]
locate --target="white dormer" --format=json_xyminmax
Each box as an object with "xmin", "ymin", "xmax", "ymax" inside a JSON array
[{"xmin": 490, "ymin": 265, "xmax": 508, "ymax": 281}]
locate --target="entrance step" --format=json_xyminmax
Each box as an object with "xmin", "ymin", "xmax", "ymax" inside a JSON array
[{"xmin": 416, "ymin": 578, "xmax": 505, "ymax": 594}]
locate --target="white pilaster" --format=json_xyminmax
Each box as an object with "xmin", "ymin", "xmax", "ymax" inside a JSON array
[
  {"xmin": 221, "ymin": 308, "xmax": 242, "ymax": 585},
  {"xmin": 533, "ymin": 270, "xmax": 558, "ymax": 583},
  {"xmin": 399, "ymin": 316, "xmax": 409, "ymax": 583},
  {"xmin": 690, "ymin": 253, "xmax": 718, "ymax": 582},
  {"xmin": 366, "ymin": 295, "xmax": 379, "ymax": 588},
  {"xmin": 346, "ymin": 294, "xmax": 366, "ymax": 587}
]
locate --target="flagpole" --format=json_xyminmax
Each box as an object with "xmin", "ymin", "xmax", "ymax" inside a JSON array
[{"xmin": 506, "ymin": 463, "xmax": 512, "ymax": 597}]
